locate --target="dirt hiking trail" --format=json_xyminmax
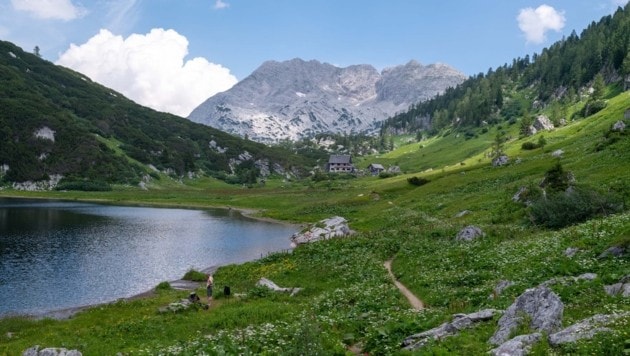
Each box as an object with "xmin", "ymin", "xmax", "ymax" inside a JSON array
[{"xmin": 384, "ymin": 259, "xmax": 424, "ymax": 310}]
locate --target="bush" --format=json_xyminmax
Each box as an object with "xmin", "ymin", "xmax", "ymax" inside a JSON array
[
  {"xmin": 155, "ymin": 281, "xmax": 172, "ymax": 291},
  {"xmin": 182, "ymin": 269, "xmax": 208, "ymax": 282},
  {"xmin": 528, "ymin": 187, "xmax": 623, "ymax": 229},
  {"xmin": 378, "ymin": 172, "xmax": 396, "ymax": 179},
  {"xmin": 407, "ymin": 176, "xmax": 430, "ymax": 186},
  {"xmin": 521, "ymin": 142, "xmax": 539, "ymax": 150},
  {"xmin": 582, "ymin": 100, "xmax": 607, "ymax": 117}
]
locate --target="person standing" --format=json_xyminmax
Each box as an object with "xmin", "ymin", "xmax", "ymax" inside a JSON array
[{"xmin": 206, "ymin": 274, "xmax": 214, "ymax": 306}]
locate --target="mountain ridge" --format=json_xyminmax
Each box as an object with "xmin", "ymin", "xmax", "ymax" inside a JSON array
[{"xmin": 188, "ymin": 58, "xmax": 466, "ymax": 143}]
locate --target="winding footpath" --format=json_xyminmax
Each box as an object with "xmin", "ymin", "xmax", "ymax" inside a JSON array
[{"xmin": 384, "ymin": 259, "xmax": 424, "ymax": 310}]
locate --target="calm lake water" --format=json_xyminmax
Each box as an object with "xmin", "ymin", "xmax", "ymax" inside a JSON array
[{"xmin": 0, "ymin": 198, "xmax": 298, "ymax": 317}]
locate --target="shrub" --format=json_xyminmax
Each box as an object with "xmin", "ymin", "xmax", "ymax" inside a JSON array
[
  {"xmin": 407, "ymin": 176, "xmax": 430, "ymax": 186},
  {"xmin": 378, "ymin": 172, "xmax": 396, "ymax": 179},
  {"xmin": 521, "ymin": 142, "xmax": 539, "ymax": 150},
  {"xmin": 183, "ymin": 269, "xmax": 208, "ymax": 282},
  {"xmin": 155, "ymin": 281, "xmax": 172, "ymax": 291},
  {"xmin": 528, "ymin": 187, "xmax": 623, "ymax": 229}
]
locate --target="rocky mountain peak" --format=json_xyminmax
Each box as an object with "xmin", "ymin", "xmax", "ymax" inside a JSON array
[{"xmin": 188, "ymin": 58, "xmax": 466, "ymax": 143}]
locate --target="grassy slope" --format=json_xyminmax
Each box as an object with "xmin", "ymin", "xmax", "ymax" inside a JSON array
[{"xmin": 0, "ymin": 92, "xmax": 628, "ymax": 354}]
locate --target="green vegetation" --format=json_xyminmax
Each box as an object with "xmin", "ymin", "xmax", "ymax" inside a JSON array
[
  {"xmin": 0, "ymin": 41, "xmax": 314, "ymax": 185},
  {"xmin": 0, "ymin": 5, "xmax": 629, "ymax": 355}
]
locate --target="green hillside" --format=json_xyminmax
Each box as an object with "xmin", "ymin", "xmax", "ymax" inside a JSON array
[
  {"xmin": 0, "ymin": 41, "xmax": 312, "ymax": 187},
  {"xmin": 0, "ymin": 6, "xmax": 630, "ymax": 356}
]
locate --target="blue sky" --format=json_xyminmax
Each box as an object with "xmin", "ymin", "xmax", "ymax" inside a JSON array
[{"xmin": 1, "ymin": 0, "xmax": 627, "ymax": 116}]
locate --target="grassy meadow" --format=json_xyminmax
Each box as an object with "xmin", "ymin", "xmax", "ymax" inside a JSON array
[{"xmin": 0, "ymin": 91, "xmax": 629, "ymax": 354}]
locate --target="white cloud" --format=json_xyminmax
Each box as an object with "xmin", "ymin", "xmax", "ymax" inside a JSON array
[
  {"xmin": 11, "ymin": 0, "xmax": 87, "ymax": 21},
  {"xmin": 517, "ymin": 4, "xmax": 566, "ymax": 44},
  {"xmin": 214, "ymin": 0, "xmax": 229, "ymax": 9},
  {"xmin": 57, "ymin": 28, "xmax": 238, "ymax": 117}
]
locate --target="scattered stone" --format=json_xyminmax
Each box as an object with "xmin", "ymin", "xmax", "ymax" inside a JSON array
[
  {"xmin": 256, "ymin": 278, "xmax": 302, "ymax": 296},
  {"xmin": 564, "ymin": 247, "xmax": 579, "ymax": 258},
  {"xmin": 402, "ymin": 309, "xmax": 501, "ymax": 350},
  {"xmin": 612, "ymin": 120, "xmax": 626, "ymax": 132},
  {"xmin": 22, "ymin": 346, "xmax": 82, "ymax": 356},
  {"xmin": 454, "ymin": 210, "xmax": 471, "ymax": 218},
  {"xmin": 540, "ymin": 273, "xmax": 596, "ymax": 287},
  {"xmin": 548, "ymin": 312, "xmax": 630, "ymax": 346},
  {"xmin": 489, "ymin": 280, "xmax": 515, "ymax": 300},
  {"xmin": 455, "ymin": 225, "xmax": 485, "ymax": 241},
  {"xmin": 138, "ymin": 181, "xmax": 148, "ymax": 190},
  {"xmin": 598, "ymin": 245, "xmax": 626, "ymax": 258},
  {"xmin": 492, "ymin": 155, "xmax": 509, "ymax": 167},
  {"xmin": 290, "ymin": 216, "xmax": 354, "ymax": 246},
  {"xmin": 490, "ymin": 286, "xmax": 564, "ymax": 345},
  {"xmin": 489, "ymin": 333, "xmax": 542, "ymax": 356},
  {"xmin": 551, "ymin": 149, "xmax": 564, "ymax": 158}
]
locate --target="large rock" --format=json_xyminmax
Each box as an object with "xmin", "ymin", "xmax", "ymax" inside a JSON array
[
  {"xmin": 604, "ymin": 275, "xmax": 630, "ymax": 297},
  {"xmin": 256, "ymin": 277, "xmax": 302, "ymax": 296},
  {"xmin": 548, "ymin": 312, "xmax": 630, "ymax": 346},
  {"xmin": 533, "ymin": 115, "xmax": 555, "ymax": 131},
  {"xmin": 492, "ymin": 155, "xmax": 509, "ymax": 167},
  {"xmin": 490, "ymin": 286, "xmax": 564, "ymax": 345},
  {"xmin": 612, "ymin": 120, "xmax": 626, "ymax": 131},
  {"xmin": 489, "ymin": 333, "xmax": 542, "ymax": 356},
  {"xmin": 22, "ymin": 346, "xmax": 81, "ymax": 356},
  {"xmin": 455, "ymin": 225, "xmax": 485, "ymax": 241},
  {"xmin": 402, "ymin": 309, "xmax": 501, "ymax": 350},
  {"xmin": 290, "ymin": 216, "xmax": 354, "ymax": 246}
]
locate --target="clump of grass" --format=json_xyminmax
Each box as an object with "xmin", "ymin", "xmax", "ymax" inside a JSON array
[
  {"xmin": 155, "ymin": 281, "xmax": 172, "ymax": 291},
  {"xmin": 182, "ymin": 269, "xmax": 208, "ymax": 282}
]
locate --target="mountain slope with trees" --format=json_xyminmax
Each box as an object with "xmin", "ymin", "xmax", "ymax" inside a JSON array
[
  {"xmin": 0, "ymin": 41, "xmax": 312, "ymax": 187},
  {"xmin": 380, "ymin": 3, "xmax": 630, "ymax": 135}
]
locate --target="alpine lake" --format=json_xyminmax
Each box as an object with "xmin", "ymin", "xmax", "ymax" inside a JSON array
[{"xmin": 0, "ymin": 198, "xmax": 298, "ymax": 317}]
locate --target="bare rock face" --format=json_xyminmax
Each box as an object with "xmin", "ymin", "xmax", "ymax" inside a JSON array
[
  {"xmin": 188, "ymin": 59, "xmax": 466, "ymax": 143},
  {"xmin": 492, "ymin": 155, "xmax": 509, "ymax": 167},
  {"xmin": 490, "ymin": 286, "xmax": 564, "ymax": 345}
]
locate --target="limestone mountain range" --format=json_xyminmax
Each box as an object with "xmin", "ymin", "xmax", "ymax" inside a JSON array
[{"xmin": 188, "ymin": 58, "xmax": 467, "ymax": 143}]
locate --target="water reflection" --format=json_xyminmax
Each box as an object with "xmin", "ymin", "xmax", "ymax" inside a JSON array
[{"xmin": 0, "ymin": 198, "xmax": 297, "ymax": 317}]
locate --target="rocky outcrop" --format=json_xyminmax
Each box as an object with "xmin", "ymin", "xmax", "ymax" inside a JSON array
[
  {"xmin": 188, "ymin": 58, "xmax": 466, "ymax": 143},
  {"xmin": 402, "ymin": 309, "xmax": 501, "ymax": 350},
  {"xmin": 604, "ymin": 275, "xmax": 630, "ymax": 297},
  {"xmin": 455, "ymin": 225, "xmax": 484, "ymax": 241},
  {"xmin": 489, "ymin": 333, "xmax": 542, "ymax": 356},
  {"xmin": 492, "ymin": 155, "xmax": 509, "ymax": 167},
  {"xmin": 12, "ymin": 174, "xmax": 63, "ymax": 191},
  {"xmin": 612, "ymin": 120, "xmax": 626, "ymax": 131},
  {"xmin": 564, "ymin": 247, "xmax": 579, "ymax": 258},
  {"xmin": 490, "ymin": 286, "xmax": 564, "ymax": 345},
  {"xmin": 22, "ymin": 346, "xmax": 81, "ymax": 356},
  {"xmin": 256, "ymin": 278, "xmax": 302, "ymax": 296},
  {"xmin": 548, "ymin": 312, "xmax": 630, "ymax": 346},
  {"xmin": 598, "ymin": 245, "xmax": 626, "ymax": 258},
  {"xmin": 290, "ymin": 216, "xmax": 354, "ymax": 246}
]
